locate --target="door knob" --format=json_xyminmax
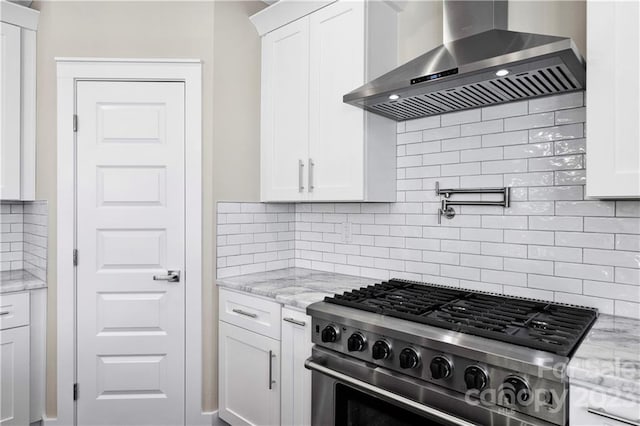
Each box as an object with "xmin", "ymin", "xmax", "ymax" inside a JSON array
[{"xmin": 153, "ymin": 270, "xmax": 181, "ymax": 283}]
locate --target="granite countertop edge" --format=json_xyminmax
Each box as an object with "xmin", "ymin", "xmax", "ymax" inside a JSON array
[
  {"xmin": 567, "ymin": 314, "xmax": 640, "ymax": 400},
  {"xmin": 0, "ymin": 270, "xmax": 47, "ymax": 294},
  {"xmin": 216, "ymin": 267, "xmax": 372, "ymax": 310}
]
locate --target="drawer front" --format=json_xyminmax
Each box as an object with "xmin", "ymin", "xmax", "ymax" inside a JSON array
[
  {"xmin": 0, "ymin": 292, "xmax": 29, "ymax": 330},
  {"xmin": 219, "ymin": 288, "xmax": 281, "ymax": 340},
  {"xmin": 570, "ymin": 384, "xmax": 640, "ymax": 426}
]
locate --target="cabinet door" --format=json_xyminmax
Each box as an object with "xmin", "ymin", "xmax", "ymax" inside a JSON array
[
  {"xmin": 0, "ymin": 326, "xmax": 29, "ymax": 426},
  {"xmin": 0, "ymin": 22, "xmax": 22, "ymax": 200},
  {"xmin": 219, "ymin": 321, "xmax": 280, "ymax": 426},
  {"xmin": 309, "ymin": 1, "xmax": 365, "ymax": 201},
  {"xmin": 261, "ymin": 17, "xmax": 310, "ymax": 202},
  {"xmin": 281, "ymin": 308, "xmax": 312, "ymax": 426},
  {"xmin": 586, "ymin": 0, "xmax": 640, "ymax": 198}
]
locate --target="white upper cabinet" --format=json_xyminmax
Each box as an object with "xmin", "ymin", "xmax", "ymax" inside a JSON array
[
  {"xmin": 258, "ymin": 0, "xmax": 398, "ymax": 202},
  {"xmin": 0, "ymin": 22, "xmax": 22, "ymax": 200},
  {"xmin": 261, "ymin": 17, "xmax": 311, "ymax": 201},
  {"xmin": 0, "ymin": 3, "xmax": 38, "ymax": 201},
  {"xmin": 586, "ymin": 0, "xmax": 640, "ymax": 198}
]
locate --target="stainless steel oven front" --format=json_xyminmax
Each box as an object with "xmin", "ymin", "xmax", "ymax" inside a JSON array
[{"xmin": 306, "ymin": 346, "xmax": 555, "ymax": 426}]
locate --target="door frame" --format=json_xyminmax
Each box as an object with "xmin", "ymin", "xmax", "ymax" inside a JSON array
[{"xmin": 54, "ymin": 58, "xmax": 208, "ymax": 426}]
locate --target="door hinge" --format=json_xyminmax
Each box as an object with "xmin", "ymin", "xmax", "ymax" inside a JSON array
[
  {"xmin": 73, "ymin": 249, "xmax": 78, "ymax": 266},
  {"xmin": 73, "ymin": 383, "xmax": 78, "ymax": 400},
  {"xmin": 73, "ymin": 114, "xmax": 78, "ymax": 132}
]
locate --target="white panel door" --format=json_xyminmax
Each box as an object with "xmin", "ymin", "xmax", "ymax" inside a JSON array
[
  {"xmin": 0, "ymin": 22, "xmax": 21, "ymax": 200},
  {"xmin": 586, "ymin": 0, "xmax": 640, "ymax": 198},
  {"xmin": 218, "ymin": 321, "xmax": 280, "ymax": 426},
  {"xmin": 280, "ymin": 308, "xmax": 312, "ymax": 426},
  {"xmin": 261, "ymin": 17, "xmax": 310, "ymax": 201},
  {"xmin": 0, "ymin": 326, "xmax": 29, "ymax": 426},
  {"xmin": 76, "ymin": 81, "xmax": 185, "ymax": 425},
  {"xmin": 309, "ymin": 1, "xmax": 365, "ymax": 201}
]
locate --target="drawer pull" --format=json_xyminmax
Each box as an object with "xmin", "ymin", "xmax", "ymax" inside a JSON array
[
  {"xmin": 588, "ymin": 408, "xmax": 640, "ymax": 426},
  {"xmin": 232, "ymin": 308, "xmax": 257, "ymax": 319},
  {"xmin": 0, "ymin": 311, "xmax": 9, "ymax": 316},
  {"xmin": 268, "ymin": 350, "xmax": 276, "ymax": 390},
  {"xmin": 283, "ymin": 317, "xmax": 306, "ymax": 327}
]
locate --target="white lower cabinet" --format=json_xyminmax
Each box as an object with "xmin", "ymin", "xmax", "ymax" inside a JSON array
[
  {"xmin": 219, "ymin": 321, "xmax": 281, "ymax": 426},
  {"xmin": 0, "ymin": 324, "xmax": 30, "ymax": 426},
  {"xmin": 219, "ymin": 289, "xmax": 314, "ymax": 426},
  {"xmin": 280, "ymin": 308, "xmax": 312, "ymax": 426},
  {"xmin": 570, "ymin": 382, "xmax": 640, "ymax": 426}
]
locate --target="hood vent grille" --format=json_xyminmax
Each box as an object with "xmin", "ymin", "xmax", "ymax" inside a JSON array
[{"xmin": 370, "ymin": 64, "xmax": 578, "ymax": 121}]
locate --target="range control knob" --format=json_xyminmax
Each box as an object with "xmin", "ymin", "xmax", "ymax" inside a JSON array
[
  {"xmin": 371, "ymin": 340, "xmax": 391, "ymax": 360},
  {"xmin": 321, "ymin": 325, "xmax": 339, "ymax": 343},
  {"xmin": 347, "ymin": 333, "xmax": 366, "ymax": 352},
  {"xmin": 429, "ymin": 356, "xmax": 452, "ymax": 380},
  {"xmin": 464, "ymin": 366, "xmax": 488, "ymax": 391},
  {"xmin": 399, "ymin": 348, "xmax": 421, "ymax": 369},
  {"xmin": 502, "ymin": 376, "xmax": 531, "ymax": 405}
]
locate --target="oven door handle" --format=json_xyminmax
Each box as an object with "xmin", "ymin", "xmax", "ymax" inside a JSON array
[{"xmin": 305, "ymin": 359, "xmax": 479, "ymax": 426}]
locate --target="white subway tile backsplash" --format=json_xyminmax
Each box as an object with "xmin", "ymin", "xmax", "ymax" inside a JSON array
[
  {"xmin": 584, "ymin": 217, "xmax": 640, "ymax": 234},
  {"xmin": 405, "ymin": 115, "xmax": 440, "ymax": 132},
  {"xmin": 216, "ymin": 92, "xmax": 638, "ymax": 319},
  {"xmin": 528, "ymin": 274, "xmax": 582, "ymax": 294},
  {"xmin": 529, "ymin": 123, "xmax": 584, "ymax": 143},
  {"xmin": 0, "ymin": 201, "xmax": 48, "ymax": 278},
  {"xmin": 441, "ymin": 109, "xmax": 481, "ymax": 126},
  {"xmin": 460, "ymin": 119, "xmax": 503, "ymax": 137},
  {"xmin": 423, "ymin": 125, "xmax": 460, "ymax": 142},
  {"xmin": 504, "ymin": 112, "xmax": 554, "ymax": 131},
  {"xmin": 481, "ymin": 159, "xmax": 527, "ymax": 174},
  {"xmin": 482, "ymin": 130, "xmax": 528, "ymax": 147},
  {"xmin": 528, "ymin": 92, "xmax": 583, "ymax": 113},
  {"xmin": 529, "ymin": 154, "xmax": 584, "ymax": 171},
  {"xmin": 481, "ymin": 101, "xmax": 528, "ymax": 120}
]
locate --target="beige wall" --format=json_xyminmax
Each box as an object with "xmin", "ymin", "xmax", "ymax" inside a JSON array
[
  {"xmin": 33, "ymin": 0, "xmax": 584, "ymax": 417},
  {"xmin": 33, "ymin": 0, "xmax": 264, "ymax": 416}
]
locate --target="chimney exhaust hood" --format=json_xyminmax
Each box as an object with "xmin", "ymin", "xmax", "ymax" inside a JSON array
[{"xmin": 343, "ymin": 0, "xmax": 585, "ymax": 122}]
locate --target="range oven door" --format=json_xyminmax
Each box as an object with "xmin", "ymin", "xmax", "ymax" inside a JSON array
[
  {"xmin": 306, "ymin": 346, "xmax": 552, "ymax": 426},
  {"xmin": 306, "ymin": 355, "xmax": 477, "ymax": 426}
]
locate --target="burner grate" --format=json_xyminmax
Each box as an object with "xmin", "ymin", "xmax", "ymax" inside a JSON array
[{"xmin": 325, "ymin": 279, "xmax": 597, "ymax": 357}]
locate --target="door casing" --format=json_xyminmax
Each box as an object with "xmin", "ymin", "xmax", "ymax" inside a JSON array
[{"xmin": 54, "ymin": 59, "xmax": 207, "ymax": 426}]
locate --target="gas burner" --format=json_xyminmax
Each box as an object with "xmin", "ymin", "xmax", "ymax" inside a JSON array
[{"xmin": 325, "ymin": 279, "xmax": 598, "ymax": 357}]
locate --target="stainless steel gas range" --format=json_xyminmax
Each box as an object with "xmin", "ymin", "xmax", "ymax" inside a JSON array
[{"xmin": 305, "ymin": 279, "xmax": 598, "ymax": 426}]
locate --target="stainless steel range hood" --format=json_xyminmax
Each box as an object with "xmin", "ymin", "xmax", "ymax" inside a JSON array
[{"xmin": 344, "ymin": 0, "xmax": 585, "ymax": 121}]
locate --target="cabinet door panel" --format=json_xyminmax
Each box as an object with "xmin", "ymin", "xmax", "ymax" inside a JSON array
[
  {"xmin": 0, "ymin": 326, "xmax": 29, "ymax": 425},
  {"xmin": 219, "ymin": 321, "xmax": 280, "ymax": 426},
  {"xmin": 281, "ymin": 308, "xmax": 312, "ymax": 426},
  {"xmin": 261, "ymin": 18, "xmax": 310, "ymax": 201},
  {"xmin": 0, "ymin": 22, "xmax": 22, "ymax": 200},
  {"xmin": 586, "ymin": 1, "xmax": 640, "ymax": 197},
  {"xmin": 309, "ymin": 1, "xmax": 365, "ymax": 201}
]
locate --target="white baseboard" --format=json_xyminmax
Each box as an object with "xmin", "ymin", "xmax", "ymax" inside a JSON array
[{"xmin": 43, "ymin": 411, "xmax": 217, "ymax": 426}]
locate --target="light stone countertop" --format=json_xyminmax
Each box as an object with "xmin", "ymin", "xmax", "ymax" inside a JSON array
[
  {"xmin": 0, "ymin": 269, "xmax": 47, "ymax": 294},
  {"xmin": 568, "ymin": 314, "xmax": 640, "ymax": 400},
  {"xmin": 216, "ymin": 267, "xmax": 373, "ymax": 310},
  {"xmin": 217, "ymin": 267, "xmax": 640, "ymax": 400}
]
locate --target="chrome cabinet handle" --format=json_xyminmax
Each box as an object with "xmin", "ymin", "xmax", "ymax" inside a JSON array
[
  {"xmin": 268, "ymin": 350, "xmax": 276, "ymax": 390},
  {"xmin": 0, "ymin": 311, "xmax": 10, "ymax": 316},
  {"xmin": 298, "ymin": 159, "xmax": 305, "ymax": 192},
  {"xmin": 153, "ymin": 270, "xmax": 180, "ymax": 283},
  {"xmin": 308, "ymin": 158, "xmax": 314, "ymax": 192},
  {"xmin": 283, "ymin": 317, "xmax": 306, "ymax": 327},
  {"xmin": 588, "ymin": 408, "xmax": 640, "ymax": 426},
  {"xmin": 232, "ymin": 308, "xmax": 257, "ymax": 318}
]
